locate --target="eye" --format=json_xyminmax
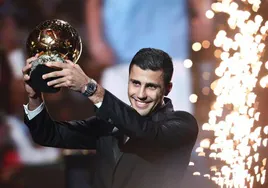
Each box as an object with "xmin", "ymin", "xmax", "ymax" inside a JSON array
[
  {"xmin": 148, "ymin": 85, "xmax": 157, "ymax": 90},
  {"xmin": 132, "ymin": 81, "xmax": 140, "ymax": 87}
]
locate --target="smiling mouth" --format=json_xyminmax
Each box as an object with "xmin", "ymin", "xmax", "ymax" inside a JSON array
[{"xmin": 133, "ymin": 99, "xmax": 150, "ymax": 109}]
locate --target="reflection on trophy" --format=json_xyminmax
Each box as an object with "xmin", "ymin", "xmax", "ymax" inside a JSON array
[{"xmin": 26, "ymin": 19, "xmax": 82, "ymax": 93}]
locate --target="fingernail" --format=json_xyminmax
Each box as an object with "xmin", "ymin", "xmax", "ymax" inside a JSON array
[
  {"xmin": 47, "ymin": 82, "xmax": 50, "ymax": 86},
  {"xmin": 42, "ymin": 75, "xmax": 46, "ymax": 79}
]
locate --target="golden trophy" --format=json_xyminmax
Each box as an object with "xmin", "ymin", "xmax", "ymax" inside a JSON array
[{"xmin": 26, "ymin": 19, "xmax": 82, "ymax": 93}]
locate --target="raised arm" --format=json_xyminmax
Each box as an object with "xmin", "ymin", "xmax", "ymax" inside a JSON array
[
  {"xmin": 24, "ymin": 106, "xmax": 113, "ymax": 149},
  {"xmin": 41, "ymin": 60, "xmax": 198, "ymax": 146},
  {"xmin": 22, "ymin": 57, "xmax": 113, "ymax": 149}
]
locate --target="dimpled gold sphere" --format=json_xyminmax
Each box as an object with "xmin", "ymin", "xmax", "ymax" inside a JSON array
[{"xmin": 26, "ymin": 19, "xmax": 82, "ymax": 63}]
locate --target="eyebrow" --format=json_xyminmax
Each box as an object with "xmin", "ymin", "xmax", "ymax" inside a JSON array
[{"xmin": 130, "ymin": 79, "xmax": 161, "ymax": 88}]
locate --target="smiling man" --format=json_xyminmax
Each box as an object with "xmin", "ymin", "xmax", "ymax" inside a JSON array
[
  {"xmin": 128, "ymin": 66, "xmax": 166, "ymax": 116},
  {"xmin": 22, "ymin": 48, "xmax": 198, "ymax": 188}
]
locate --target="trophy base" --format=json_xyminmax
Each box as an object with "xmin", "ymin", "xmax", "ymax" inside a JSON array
[{"xmin": 28, "ymin": 64, "xmax": 61, "ymax": 93}]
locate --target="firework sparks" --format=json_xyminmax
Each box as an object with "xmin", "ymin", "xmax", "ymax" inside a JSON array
[{"xmin": 195, "ymin": 0, "xmax": 268, "ymax": 187}]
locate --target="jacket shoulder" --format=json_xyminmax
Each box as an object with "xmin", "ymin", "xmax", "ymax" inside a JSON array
[{"xmin": 171, "ymin": 110, "xmax": 199, "ymax": 133}]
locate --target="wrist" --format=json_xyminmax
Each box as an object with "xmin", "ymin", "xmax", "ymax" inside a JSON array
[
  {"xmin": 28, "ymin": 92, "xmax": 41, "ymax": 99},
  {"xmin": 81, "ymin": 77, "xmax": 91, "ymax": 93},
  {"xmin": 81, "ymin": 78, "xmax": 98, "ymax": 97},
  {"xmin": 28, "ymin": 96, "xmax": 43, "ymax": 111},
  {"xmin": 88, "ymin": 85, "xmax": 105, "ymax": 104}
]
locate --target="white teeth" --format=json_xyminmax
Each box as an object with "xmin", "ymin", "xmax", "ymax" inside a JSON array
[
  {"xmin": 135, "ymin": 101, "xmax": 148, "ymax": 108},
  {"xmin": 137, "ymin": 101, "xmax": 146, "ymax": 105}
]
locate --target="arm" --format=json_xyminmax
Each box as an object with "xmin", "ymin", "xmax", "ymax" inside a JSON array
[
  {"xmin": 22, "ymin": 59, "xmax": 98, "ymax": 149},
  {"xmin": 85, "ymin": 0, "xmax": 114, "ymax": 65},
  {"xmin": 95, "ymin": 90, "xmax": 199, "ymax": 146},
  {"xmin": 41, "ymin": 62, "xmax": 198, "ymax": 146},
  {"xmin": 24, "ymin": 106, "xmax": 113, "ymax": 149},
  {"xmin": 86, "ymin": 0, "xmax": 103, "ymax": 44}
]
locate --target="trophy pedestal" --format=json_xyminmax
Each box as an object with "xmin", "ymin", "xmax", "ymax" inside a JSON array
[{"xmin": 28, "ymin": 64, "xmax": 60, "ymax": 93}]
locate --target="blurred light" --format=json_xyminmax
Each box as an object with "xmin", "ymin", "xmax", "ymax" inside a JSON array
[
  {"xmin": 202, "ymin": 72, "xmax": 211, "ymax": 80},
  {"xmin": 192, "ymin": 42, "xmax": 202, "ymax": 51},
  {"xmin": 206, "ymin": 10, "xmax": 215, "ymax": 19},
  {"xmin": 211, "ymin": 2, "xmax": 222, "ymax": 12},
  {"xmin": 264, "ymin": 126, "xmax": 268, "ymax": 134},
  {"xmin": 214, "ymin": 49, "xmax": 222, "ymax": 58},
  {"xmin": 198, "ymin": 152, "xmax": 206, "ymax": 157},
  {"xmin": 202, "ymin": 40, "xmax": 211, "ymax": 49},
  {"xmin": 189, "ymin": 162, "xmax": 195, "ymax": 166},
  {"xmin": 265, "ymin": 62, "xmax": 268, "ymax": 70},
  {"xmin": 183, "ymin": 59, "xmax": 193, "ymax": 68},
  {"xmin": 202, "ymin": 87, "xmax": 210, "ymax": 95},
  {"xmin": 200, "ymin": 139, "xmax": 211, "ymax": 148},
  {"xmin": 189, "ymin": 94, "xmax": 198, "ymax": 103},
  {"xmin": 196, "ymin": 147, "xmax": 204, "ymax": 153}
]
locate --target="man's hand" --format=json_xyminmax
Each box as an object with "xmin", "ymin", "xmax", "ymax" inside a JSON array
[
  {"xmin": 43, "ymin": 60, "xmax": 90, "ymax": 93},
  {"xmin": 22, "ymin": 56, "xmax": 41, "ymax": 99},
  {"xmin": 22, "ymin": 56, "xmax": 43, "ymax": 110}
]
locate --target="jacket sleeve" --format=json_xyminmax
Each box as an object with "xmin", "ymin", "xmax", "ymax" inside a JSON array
[
  {"xmin": 96, "ymin": 90, "xmax": 199, "ymax": 146},
  {"xmin": 24, "ymin": 106, "xmax": 113, "ymax": 149}
]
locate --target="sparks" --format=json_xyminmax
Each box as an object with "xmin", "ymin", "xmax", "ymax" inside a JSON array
[{"xmin": 195, "ymin": 0, "xmax": 268, "ymax": 187}]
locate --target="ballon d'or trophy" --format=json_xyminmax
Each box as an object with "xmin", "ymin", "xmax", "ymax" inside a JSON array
[{"xmin": 26, "ymin": 19, "xmax": 82, "ymax": 93}]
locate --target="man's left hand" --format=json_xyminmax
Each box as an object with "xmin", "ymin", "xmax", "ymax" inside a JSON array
[{"xmin": 42, "ymin": 60, "xmax": 90, "ymax": 92}]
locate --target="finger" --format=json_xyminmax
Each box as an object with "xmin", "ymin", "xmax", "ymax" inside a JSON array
[
  {"xmin": 46, "ymin": 61, "xmax": 68, "ymax": 69},
  {"xmin": 47, "ymin": 77, "xmax": 66, "ymax": 86},
  {"xmin": 23, "ymin": 74, "xmax": 30, "ymax": 81},
  {"xmin": 26, "ymin": 56, "xmax": 38, "ymax": 65},
  {"xmin": 53, "ymin": 83, "xmax": 66, "ymax": 88},
  {"xmin": 53, "ymin": 81, "xmax": 72, "ymax": 88},
  {"xmin": 22, "ymin": 63, "xmax": 32, "ymax": 75},
  {"xmin": 42, "ymin": 70, "xmax": 65, "ymax": 80}
]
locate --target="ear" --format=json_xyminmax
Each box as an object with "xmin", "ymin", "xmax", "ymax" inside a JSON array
[{"xmin": 164, "ymin": 82, "xmax": 173, "ymax": 96}]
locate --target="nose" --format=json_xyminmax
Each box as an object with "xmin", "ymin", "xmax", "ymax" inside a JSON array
[{"xmin": 137, "ymin": 87, "xmax": 147, "ymax": 100}]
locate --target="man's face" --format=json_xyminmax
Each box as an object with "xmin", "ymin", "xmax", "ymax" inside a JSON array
[{"xmin": 128, "ymin": 65, "xmax": 166, "ymax": 116}]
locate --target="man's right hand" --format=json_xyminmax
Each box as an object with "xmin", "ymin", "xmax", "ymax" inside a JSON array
[{"xmin": 22, "ymin": 56, "xmax": 43, "ymax": 110}]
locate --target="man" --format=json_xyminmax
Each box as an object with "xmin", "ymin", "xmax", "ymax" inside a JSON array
[{"xmin": 22, "ymin": 48, "xmax": 198, "ymax": 188}]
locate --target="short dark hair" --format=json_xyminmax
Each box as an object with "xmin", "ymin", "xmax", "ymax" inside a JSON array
[{"xmin": 129, "ymin": 48, "xmax": 173, "ymax": 86}]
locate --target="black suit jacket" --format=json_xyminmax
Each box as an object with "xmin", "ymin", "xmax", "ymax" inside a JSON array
[{"xmin": 24, "ymin": 90, "xmax": 198, "ymax": 188}]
